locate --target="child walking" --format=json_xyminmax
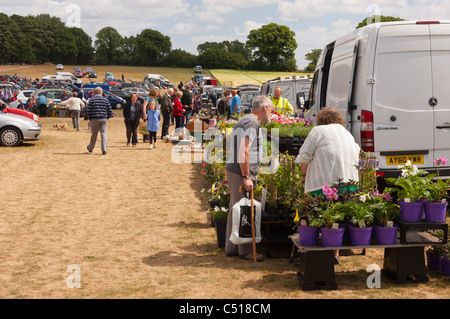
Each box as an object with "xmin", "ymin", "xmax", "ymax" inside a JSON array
[{"xmin": 145, "ymin": 102, "xmax": 160, "ymax": 149}]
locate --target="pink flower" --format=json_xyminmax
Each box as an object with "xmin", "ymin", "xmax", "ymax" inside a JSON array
[
  {"xmin": 322, "ymin": 184, "xmax": 338, "ymax": 200},
  {"xmin": 384, "ymin": 192, "xmax": 391, "ymax": 201},
  {"xmin": 434, "ymin": 156, "xmax": 448, "ymax": 166}
]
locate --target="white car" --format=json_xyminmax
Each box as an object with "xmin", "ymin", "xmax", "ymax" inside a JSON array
[
  {"xmin": 0, "ymin": 101, "xmax": 41, "ymax": 147},
  {"xmin": 56, "ymin": 64, "xmax": 64, "ymax": 70},
  {"xmin": 9, "ymin": 90, "xmax": 34, "ymax": 108}
]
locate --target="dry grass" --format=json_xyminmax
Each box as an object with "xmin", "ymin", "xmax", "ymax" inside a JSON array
[{"xmin": 0, "ymin": 64, "xmax": 448, "ymax": 299}]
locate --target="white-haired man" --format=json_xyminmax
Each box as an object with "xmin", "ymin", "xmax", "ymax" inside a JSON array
[{"xmin": 224, "ymin": 95, "xmax": 274, "ymax": 262}]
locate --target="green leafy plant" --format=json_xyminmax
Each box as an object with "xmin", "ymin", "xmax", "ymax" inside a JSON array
[
  {"xmin": 210, "ymin": 206, "xmax": 229, "ymax": 220},
  {"xmin": 385, "ymin": 161, "xmax": 430, "ymax": 202}
]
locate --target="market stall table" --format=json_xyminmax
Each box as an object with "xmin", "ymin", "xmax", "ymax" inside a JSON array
[{"xmin": 290, "ymin": 228, "xmax": 448, "ymax": 291}]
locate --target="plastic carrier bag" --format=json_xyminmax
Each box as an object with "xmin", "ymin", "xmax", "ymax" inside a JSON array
[{"xmin": 229, "ymin": 195, "xmax": 262, "ymax": 245}]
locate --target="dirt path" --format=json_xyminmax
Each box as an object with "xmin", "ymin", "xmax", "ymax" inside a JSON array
[{"xmin": 0, "ymin": 115, "xmax": 448, "ymax": 299}]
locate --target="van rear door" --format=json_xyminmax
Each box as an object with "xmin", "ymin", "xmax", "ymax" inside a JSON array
[
  {"xmin": 372, "ymin": 24, "xmax": 434, "ymax": 170},
  {"xmin": 430, "ymin": 23, "xmax": 450, "ymax": 168}
]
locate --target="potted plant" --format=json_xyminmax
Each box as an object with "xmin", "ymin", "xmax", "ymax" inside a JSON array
[
  {"xmin": 370, "ymin": 191, "xmax": 400, "ymax": 245},
  {"xmin": 440, "ymin": 246, "xmax": 450, "ymax": 277},
  {"xmin": 319, "ymin": 185, "xmax": 346, "ymax": 247},
  {"xmin": 385, "ymin": 161, "xmax": 430, "ymax": 222},
  {"xmin": 294, "ymin": 194, "xmax": 326, "ymax": 246},
  {"xmin": 423, "ymin": 157, "xmax": 450, "ymax": 223},
  {"xmin": 346, "ymin": 195, "xmax": 374, "ymax": 246},
  {"xmin": 426, "ymin": 245, "xmax": 447, "ymax": 271},
  {"xmin": 210, "ymin": 206, "xmax": 229, "ymax": 248}
]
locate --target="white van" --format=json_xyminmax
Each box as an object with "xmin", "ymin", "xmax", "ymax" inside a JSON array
[
  {"xmin": 304, "ymin": 20, "xmax": 450, "ymax": 178},
  {"xmin": 43, "ymin": 74, "xmax": 83, "ymax": 85},
  {"xmin": 145, "ymin": 74, "xmax": 169, "ymax": 83},
  {"xmin": 260, "ymin": 75, "xmax": 312, "ymax": 112}
]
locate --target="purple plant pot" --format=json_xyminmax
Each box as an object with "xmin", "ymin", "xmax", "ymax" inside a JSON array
[
  {"xmin": 417, "ymin": 198, "xmax": 429, "ymax": 220},
  {"xmin": 339, "ymin": 222, "xmax": 352, "ymax": 244},
  {"xmin": 424, "ymin": 201, "xmax": 448, "ymax": 223},
  {"xmin": 399, "ymin": 200, "xmax": 423, "ymax": 222},
  {"xmin": 349, "ymin": 226, "xmax": 373, "ymax": 246},
  {"xmin": 320, "ymin": 227, "xmax": 344, "ymax": 247},
  {"xmin": 374, "ymin": 224, "xmax": 398, "ymax": 245},
  {"xmin": 426, "ymin": 250, "xmax": 442, "ymax": 271},
  {"xmin": 441, "ymin": 256, "xmax": 450, "ymax": 277},
  {"xmin": 298, "ymin": 226, "xmax": 320, "ymax": 246}
]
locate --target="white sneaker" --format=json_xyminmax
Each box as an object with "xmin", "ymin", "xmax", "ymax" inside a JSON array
[{"xmin": 149, "ymin": 145, "xmax": 153, "ymax": 150}]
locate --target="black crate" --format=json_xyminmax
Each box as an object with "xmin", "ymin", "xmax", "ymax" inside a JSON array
[{"xmin": 396, "ymin": 219, "xmax": 448, "ymax": 244}]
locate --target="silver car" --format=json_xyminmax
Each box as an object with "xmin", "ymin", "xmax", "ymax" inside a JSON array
[{"xmin": 0, "ymin": 101, "xmax": 41, "ymax": 146}]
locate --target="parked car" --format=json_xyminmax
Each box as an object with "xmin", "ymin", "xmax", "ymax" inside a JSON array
[
  {"xmin": 0, "ymin": 104, "xmax": 41, "ymax": 146},
  {"xmin": 79, "ymin": 89, "xmax": 126, "ymax": 109},
  {"xmin": 87, "ymin": 69, "xmax": 97, "ymax": 78},
  {"xmin": 122, "ymin": 87, "xmax": 149, "ymax": 100},
  {"xmin": 9, "ymin": 90, "xmax": 34, "ymax": 108},
  {"xmin": 105, "ymin": 72, "xmax": 114, "ymax": 81},
  {"xmin": 239, "ymin": 89, "xmax": 260, "ymax": 114},
  {"xmin": 73, "ymin": 68, "xmax": 83, "ymax": 78},
  {"xmin": 194, "ymin": 66, "xmax": 203, "ymax": 73},
  {"xmin": 56, "ymin": 64, "xmax": 64, "ymax": 70}
]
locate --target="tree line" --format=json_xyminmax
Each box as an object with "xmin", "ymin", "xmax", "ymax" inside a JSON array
[
  {"xmin": 0, "ymin": 13, "xmax": 299, "ymax": 71},
  {"xmin": 0, "ymin": 13, "xmax": 404, "ymax": 72}
]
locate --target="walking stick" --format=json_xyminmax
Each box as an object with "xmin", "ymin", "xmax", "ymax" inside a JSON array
[{"xmin": 250, "ymin": 188, "xmax": 258, "ymax": 269}]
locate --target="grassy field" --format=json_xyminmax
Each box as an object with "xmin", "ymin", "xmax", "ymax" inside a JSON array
[
  {"xmin": 210, "ymin": 69, "xmax": 312, "ymax": 87},
  {"xmin": 0, "ymin": 63, "xmax": 448, "ymax": 300},
  {"xmin": 0, "ymin": 63, "xmax": 311, "ymax": 89}
]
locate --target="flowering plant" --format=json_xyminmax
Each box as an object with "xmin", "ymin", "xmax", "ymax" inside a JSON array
[
  {"xmin": 318, "ymin": 184, "xmax": 347, "ymax": 229},
  {"xmin": 385, "ymin": 160, "xmax": 430, "ymax": 202},
  {"xmin": 209, "ymin": 206, "xmax": 229, "ymax": 220},
  {"xmin": 426, "ymin": 156, "xmax": 450, "ymax": 202},
  {"xmin": 263, "ymin": 112, "xmax": 313, "ymax": 138},
  {"xmin": 361, "ymin": 191, "xmax": 399, "ymax": 227}
]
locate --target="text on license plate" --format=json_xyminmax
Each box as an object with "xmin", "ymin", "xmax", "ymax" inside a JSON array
[{"xmin": 386, "ymin": 155, "xmax": 424, "ymax": 165}]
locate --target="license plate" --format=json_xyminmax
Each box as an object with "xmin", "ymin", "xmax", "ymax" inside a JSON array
[{"xmin": 386, "ymin": 155, "xmax": 424, "ymax": 166}]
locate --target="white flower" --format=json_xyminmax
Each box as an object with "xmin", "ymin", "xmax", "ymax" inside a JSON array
[
  {"xmin": 220, "ymin": 207, "xmax": 228, "ymax": 213},
  {"xmin": 214, "ymin": 206, "xmax": 220, "ymax": 212},
  {"xmin": 359, "ymin": 195, "xmax": 367, "ymax": 203},
  {"xmin": 201, "ymin": 188, "xmax": 205, "ymax": 193}
]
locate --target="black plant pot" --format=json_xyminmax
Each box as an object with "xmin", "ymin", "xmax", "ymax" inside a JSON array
[{"xmin": 213, "ymin": 217, "xmax": 227, "ymax": 248}]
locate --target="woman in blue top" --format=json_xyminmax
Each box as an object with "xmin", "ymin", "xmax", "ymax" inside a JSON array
[{"xmin": 144, "ymin": 102, "xmax": 160, "ymax": 150}]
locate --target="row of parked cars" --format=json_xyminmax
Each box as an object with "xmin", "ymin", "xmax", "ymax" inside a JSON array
[{"xmin": 0, "ymin": 70, "xmax": 177, "ymax": 147}]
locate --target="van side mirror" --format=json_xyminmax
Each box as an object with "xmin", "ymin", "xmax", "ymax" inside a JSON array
[{"xmin": 296, "ymin": 92, "xmax": 306, "ymax": 110}]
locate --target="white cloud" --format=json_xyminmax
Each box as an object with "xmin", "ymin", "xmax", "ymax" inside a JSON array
[{"xmin": 294, "ymin": 19, "xmax": 355, "ymax": 68}]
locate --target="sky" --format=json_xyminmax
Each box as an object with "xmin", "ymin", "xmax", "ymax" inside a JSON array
[{"xmin": 1, "ymin": 0, "xmax": 449, "ymax": 69}]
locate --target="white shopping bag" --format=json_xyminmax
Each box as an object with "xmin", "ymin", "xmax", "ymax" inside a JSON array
[{"xmin": 229, "ymin": 195, "xmax": 262, "ymax": 245}]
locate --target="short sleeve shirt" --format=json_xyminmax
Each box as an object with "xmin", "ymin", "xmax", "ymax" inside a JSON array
[{"xmin": 225, "ymin": 114, "xmax": 262, "ymax": 178}]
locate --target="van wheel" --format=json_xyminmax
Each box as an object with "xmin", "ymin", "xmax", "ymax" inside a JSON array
[
  {"xmin": 115, "ymin": 102, "xmax": 123, "ymax": 110},
  {"xmin": 0, "ymin": 127, "xmax": 22, "ymax": 147}
]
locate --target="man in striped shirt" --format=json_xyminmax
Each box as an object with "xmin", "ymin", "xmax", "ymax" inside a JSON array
[{"xmin": 86, "ymin": 87, "xmax": 113, "ymax": 155}]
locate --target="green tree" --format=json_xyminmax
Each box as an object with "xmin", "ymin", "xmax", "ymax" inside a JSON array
[
  {"xmin": 94, "ymin": 27, "xmax": 124, "ymax": 65},
  {"xmin": 246, "ymin": 23, "xmax": 298, "ymax": 71},
  {"xmin": 69, "ymin": 27, "xmax": 94, "ymax": 65},
  {"xmin": 159, "ymin": 49, "xmax": 198, "ymax": 68},
  {"xmin": 356, "ymin": 15, "xmax": 406, "ymax": 29},
  {"xmin": 304, "ymin": 49, "xmax": 322, "ymax": 72},
  {"xmin": 135, "ymin": 29, "xmax": 171, "ymax": 66}
]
